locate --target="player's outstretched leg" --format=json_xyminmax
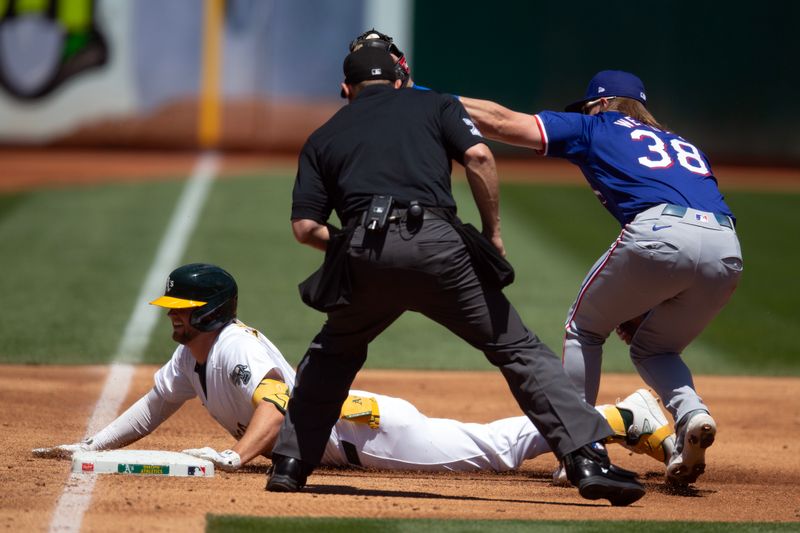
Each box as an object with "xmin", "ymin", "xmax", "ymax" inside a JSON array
[
  {"xmin": 553, "ymin": 389, "xmax": 676, "ymax": 486},
  {"xmin": 602, "ymin": 389, "xmax": 676, "ymax": 463}
]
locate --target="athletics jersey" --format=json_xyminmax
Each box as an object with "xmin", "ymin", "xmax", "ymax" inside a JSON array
[
  {"xmin": 154, "ymin": 320, "xmax": 296, "ymax": 439},
  {"xmin": 148, "ymin": 319, "xmax": 552, "ymax": 471},
  {"xmin": 534, "ymin": 110, "xmax": 733, "ymax": 225}
]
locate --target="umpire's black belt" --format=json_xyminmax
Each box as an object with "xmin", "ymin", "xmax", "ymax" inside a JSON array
[
  {"xmin": 387, "ymin": 207, "xmax": 449, "ymax": 222},
  {"xmin": 662, "ymin": 204, "xmax": 734, "ymax": 229},
  {"xmin": 348, "ymin": 207, "xmax": 454, "ymax": 227}
]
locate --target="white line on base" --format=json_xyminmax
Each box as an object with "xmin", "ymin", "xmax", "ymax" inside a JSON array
[{"xmin": 48, "ymin": 152, "xmax": 219, "ymax": 533}]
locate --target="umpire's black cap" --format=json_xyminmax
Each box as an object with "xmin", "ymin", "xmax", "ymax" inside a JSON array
[{"xmin": 343, "ymin": 46, "xmax": 397, "ymax": 85}]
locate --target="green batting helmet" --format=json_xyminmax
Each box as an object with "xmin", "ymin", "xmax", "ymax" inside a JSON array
[{"xmin": 150, "ymin": 263, "xmax": 238, "ymax": 332}]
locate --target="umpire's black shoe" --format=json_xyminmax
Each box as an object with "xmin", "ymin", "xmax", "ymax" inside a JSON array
[
  {"xmin": 563, "ymin": 442, "xmax": 645, "ymax": 506},
  {"xmin": 265, "ymin": 454, "xmax": 312, "ymax": 492}
]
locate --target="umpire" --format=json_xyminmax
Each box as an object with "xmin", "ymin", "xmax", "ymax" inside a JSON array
[{"xmin": 267, "ymin": 47, "xmax": 645, "ymax": 506}]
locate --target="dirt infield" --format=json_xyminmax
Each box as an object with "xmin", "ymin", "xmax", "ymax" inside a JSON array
[
  {"xmin": 2, "ymin": 366, "xmax": 799, "ymax": 532},
  {"xmin": 1, "ymin": 148, "xmax": 799, "ymax": 193},
  {"xmin": 0, "ymin": 149, "xmax": 296, "ymax": 192},
  {"xmin": 1, "ymin": 150, "xmax": 798, "ymax": 531}
]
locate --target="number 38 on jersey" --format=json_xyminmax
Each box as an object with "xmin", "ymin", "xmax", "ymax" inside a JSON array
[{"xmin": 630, "ymin": 128, "xmax": 710, "ymax": 176}]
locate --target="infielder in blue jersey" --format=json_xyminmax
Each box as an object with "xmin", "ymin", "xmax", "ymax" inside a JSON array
[{"xmin": 460, "ymin": 71, "xmax": 743, "ymax": 487}]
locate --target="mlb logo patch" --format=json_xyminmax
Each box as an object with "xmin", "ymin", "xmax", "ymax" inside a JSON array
[
  {"xmin": 188, "ymin": 466, "xmax": 206, "ymax": 476},
  {"xmin": 695, "ymin": 213, "xmax": 710, "ymax": 223}
]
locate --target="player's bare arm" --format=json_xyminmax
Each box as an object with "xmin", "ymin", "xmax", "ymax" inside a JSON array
[
  {"xmin": 291, "ymin": 218, "xmax": 330, "ymax": 251},
  {"xmin": 183, "ymin": 368, "xmax": 290, "ymax": 471},
  {"xmin": 460, "ymin": 96, "xmax": 543, "ymax": 151},
  {"xmin": 230, "ymin": 369, "xmax": 288, "ymax": 463},
  {"xmin": 230, "ymin": 400, "xmax": 285, "ymax": 463},
  {"xmin": 463, "ymin": 143, "xmax": 505, "ymax": 256}
]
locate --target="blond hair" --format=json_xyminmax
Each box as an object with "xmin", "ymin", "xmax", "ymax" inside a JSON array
[{"xmin": 607, "ymin": 97, "xmax": 665, "ymax": 130}]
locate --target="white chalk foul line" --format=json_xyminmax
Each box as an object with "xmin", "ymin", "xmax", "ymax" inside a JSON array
[{"xmin": 48, "ymin": 152, "xmax": 220, "ymax": 533}]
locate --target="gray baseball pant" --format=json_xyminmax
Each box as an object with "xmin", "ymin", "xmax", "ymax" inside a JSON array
[{"xmin": 562, "ymin": 203, "xmax": 743, "ymax": 424}]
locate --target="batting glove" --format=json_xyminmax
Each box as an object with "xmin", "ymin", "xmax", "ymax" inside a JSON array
[{"xmin": 182, "ymin": 447, "xmax": 242, "ymax": 472}]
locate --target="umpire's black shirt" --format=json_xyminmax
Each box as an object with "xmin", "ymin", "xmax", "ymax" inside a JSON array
[{"xmin": 292, "ymin": 85, "xmax": 484, "ymax": 224}]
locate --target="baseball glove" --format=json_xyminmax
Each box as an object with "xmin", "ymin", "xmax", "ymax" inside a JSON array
[{"xmin": 615, "ymin": 314, "xmax": 646, "ymax": 345}]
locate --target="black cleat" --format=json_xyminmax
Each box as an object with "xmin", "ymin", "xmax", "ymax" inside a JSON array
[
  {"xmin": 265, "ymin": 454, "xmax": 312, "ymax": 492},
  {"xmin": 563, "ymin": 442, "xmax": 645, "ymax": 506}
]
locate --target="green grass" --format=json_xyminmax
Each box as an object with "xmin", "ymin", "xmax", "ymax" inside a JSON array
[
  {"xmin": 0, "ymin": 173, "xmax": 797, "ymax": 375},
  {"xmin": 206, "ymin": 516, "xmax": 800, "ymax": 533},
  {"xmin": 0, "ymin": 191, "xmax": 30, "ymax": 224},
  {"xmin": 0, "ymin": 179, "xmax": 184, "ymax": 363},
  {"xmin": 699, "ymin": 190, "xmax": 800, "ymax": 371}
]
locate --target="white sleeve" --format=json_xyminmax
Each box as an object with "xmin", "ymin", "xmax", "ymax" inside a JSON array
[
  {"xmin": 88, "ymin": 388, "xmax": 184, "ymax": 450},
  {"xmin": 153, "ymin": 349, "xmax": 197, "ymax": 403}
]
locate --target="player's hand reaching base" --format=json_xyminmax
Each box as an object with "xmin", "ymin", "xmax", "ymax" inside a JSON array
[
  {"xmin": 32, "ymin": 442, "xmax": 91, "ymax": 459},
  {"xmin": 182, "ymin": 447, "xmax": 241, "ymax": 472}
]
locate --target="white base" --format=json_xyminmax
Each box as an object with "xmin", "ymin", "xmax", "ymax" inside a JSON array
[{"xmin": 72, "ymin": 450, "xmax": 214, "ymax": 477}]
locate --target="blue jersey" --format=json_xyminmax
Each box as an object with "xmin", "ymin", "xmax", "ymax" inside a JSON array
[{"xmin": 535, "ymin": 111, "xmax": 733, "ymax": 226}]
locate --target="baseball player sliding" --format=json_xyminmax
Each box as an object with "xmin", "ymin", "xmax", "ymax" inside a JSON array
[{"xmin": 35, "ymin": 263, "xmax": 673, "ymax": 475}]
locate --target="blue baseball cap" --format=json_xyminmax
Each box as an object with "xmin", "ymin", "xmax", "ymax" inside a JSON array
[{"xmin": 564, "ymin": 70, "xmax": 647, "ymax": 112}]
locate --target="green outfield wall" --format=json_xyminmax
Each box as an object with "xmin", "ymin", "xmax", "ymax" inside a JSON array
[{"xmin": 413, "ymin": 0, "xmax": 800, "ymax": 165}]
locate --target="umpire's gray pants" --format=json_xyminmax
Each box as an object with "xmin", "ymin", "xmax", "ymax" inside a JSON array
[
  {"xmin": 274, "ymin": 217, "xmax": 613, "ymax": 466},
  {"xmin": 562, "ymin": 204, "xmax": 743, "ymax": 424}
]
